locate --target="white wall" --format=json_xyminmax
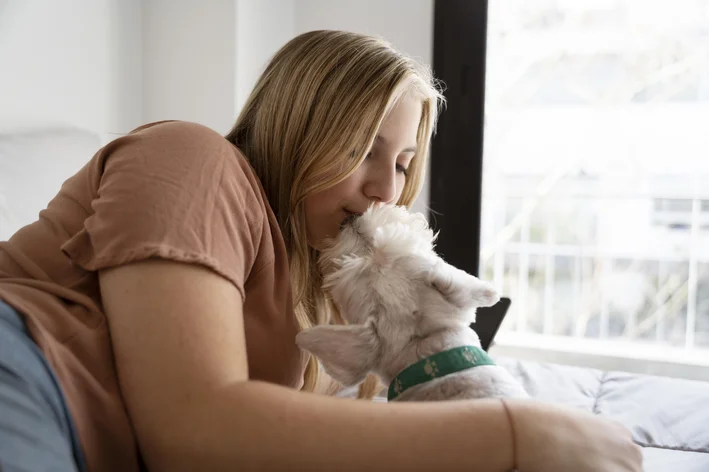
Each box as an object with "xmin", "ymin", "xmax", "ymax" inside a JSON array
[
  {"xmin": 235, "ymin": 0, "xmax": 295, "ymax": 113},
  {"xmin": 294, "ymin": 0, "xmax": 433, "ymax": 64},
  {"xmin": 294, "ymin": 0, "xmax": 435, "ymax": 214},
  {"xmin": 0, "ymin": 0, "xmax": 142, "ymax": 134},
  {"xmin": 142, "ymin": 0, "xmax": 237, "ymax": 135}
]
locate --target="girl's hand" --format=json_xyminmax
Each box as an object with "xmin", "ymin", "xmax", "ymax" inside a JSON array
[{"xmin": 508, "ymin": 400, "xmax": 643, "ymax": 472}]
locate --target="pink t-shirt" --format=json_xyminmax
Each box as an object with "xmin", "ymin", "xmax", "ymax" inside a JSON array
[{"xmin": 0, "ymin": 121, "xmax": 306, "ymax": 471}]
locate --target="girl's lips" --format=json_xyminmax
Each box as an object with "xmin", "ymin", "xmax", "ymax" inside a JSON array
[{"xmin": 344, "ymin": 208, "xmax": 364, "ymax": 217}]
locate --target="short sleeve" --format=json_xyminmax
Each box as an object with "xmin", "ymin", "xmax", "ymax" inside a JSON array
[{"xmin": 61, "ymin": 121, "xmax": 264, "ymax": 298}]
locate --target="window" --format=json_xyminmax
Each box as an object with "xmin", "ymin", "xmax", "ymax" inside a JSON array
[{"xmin": 431, "ymin": 0, "xmax": 709, "ymax": 379}]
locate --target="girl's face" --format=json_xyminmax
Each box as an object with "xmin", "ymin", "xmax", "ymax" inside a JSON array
[{"xmin": 304, "ymin": 93, "xmax": 423, "ymax": 250}]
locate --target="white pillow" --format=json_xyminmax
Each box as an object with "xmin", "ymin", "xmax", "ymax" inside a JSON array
[{"xmin": 0, "ymin": 127, "xmax": 102, "ymax": 240}]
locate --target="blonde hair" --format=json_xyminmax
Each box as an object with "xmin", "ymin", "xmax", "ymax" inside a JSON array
[{"xmin": 226, "ymin": 30, "xmax": 444, "ymax": 397}]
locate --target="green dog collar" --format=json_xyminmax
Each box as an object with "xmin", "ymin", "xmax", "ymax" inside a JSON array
[{"xmin": 387, "ymin": 345, "xmax": 495, "ymax": 401}]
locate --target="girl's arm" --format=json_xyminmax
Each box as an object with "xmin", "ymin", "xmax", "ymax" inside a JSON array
[{"xmin": 100, "ymin": 259, "xmax": 641, "ymax": 472}]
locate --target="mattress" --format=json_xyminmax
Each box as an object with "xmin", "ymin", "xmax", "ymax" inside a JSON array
[{"xmin": 495, "ymin": 357, "xmax": 709, "ymax": 472}]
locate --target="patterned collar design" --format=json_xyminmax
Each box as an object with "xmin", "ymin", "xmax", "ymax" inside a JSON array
[{"xmin": 387, "ymin": 345, "xmax": 495, "ymax": 401}]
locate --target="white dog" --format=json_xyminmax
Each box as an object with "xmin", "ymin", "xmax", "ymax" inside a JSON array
[{"xmin": 296, "ymin": 205, "xmax": 528, "ymax": 402}]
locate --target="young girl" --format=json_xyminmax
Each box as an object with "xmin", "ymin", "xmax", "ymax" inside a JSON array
[{"xmin": 0, "ymin": 30, "xmax": 641, "ymax": 472}]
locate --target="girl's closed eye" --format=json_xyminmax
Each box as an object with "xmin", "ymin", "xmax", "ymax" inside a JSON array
[{"xmin": 366, "ymin": 150, "xmax": 408, "ymax": 176}]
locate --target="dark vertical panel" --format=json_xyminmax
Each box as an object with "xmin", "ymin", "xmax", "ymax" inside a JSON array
[{"xmin": 430, "ymin": 0, "xmax": 488, "ymax": 277}]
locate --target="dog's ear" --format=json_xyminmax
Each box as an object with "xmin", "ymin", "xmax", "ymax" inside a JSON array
[
  {"xmin": 428, "ymin": 259, "xmax": 500, "ymax": 309},
  {"xmin": 295, "ymin": 322, "xmax": 379, "ymax": 387}
]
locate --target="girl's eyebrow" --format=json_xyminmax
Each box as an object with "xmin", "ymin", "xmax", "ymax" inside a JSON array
[{"xmin": 375, "ymin": 134, "xmax": 417, "ymax": 153}]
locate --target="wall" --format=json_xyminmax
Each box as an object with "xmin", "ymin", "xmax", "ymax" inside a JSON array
[
  {"xmin": 294, "ymin": 0, "xmax": 433, "ymax": 63},
  {"xmin": 235, "ymin": 0, "xmax": 295, "ymax": 114},
  {"xmin": 142, "ymin": 0, "xmax": 239, "ymax": 135},
  {"xmin": 0, "ymin": 0, "xmax": 142, "ymax": 134}
]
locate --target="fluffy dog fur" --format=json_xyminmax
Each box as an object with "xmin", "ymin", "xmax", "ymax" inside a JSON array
[{"xmin": 297, "ymin": 205, "xmax": 528, "ymax": 401}]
